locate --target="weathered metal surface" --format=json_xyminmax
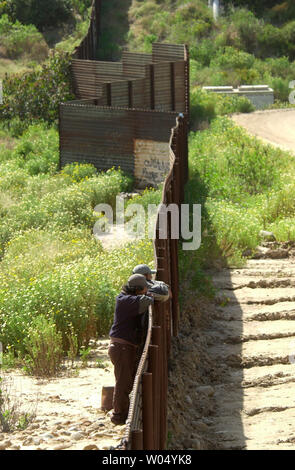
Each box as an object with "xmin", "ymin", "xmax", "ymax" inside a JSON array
[
  {"xmin": 70, "ymin": 43, "xmax": 187, "ymax": 112},
  {"xmin": 59, "ymin": 105, "xmax": 179, "ymax": 180},
  {"xmin": 134, "ymin": 139, "xmax": 170, "ymax": 189},
  {"xmin": 73, "ymin": 0, "xmax": 101, "ymax": 60}
]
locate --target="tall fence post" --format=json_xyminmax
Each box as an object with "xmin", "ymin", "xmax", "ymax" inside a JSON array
[
  {"xmin": 148, "ymin": 343, "xmax": 160, "ymax": 449},
  {"xmin": 131, "ymin": 430, "xmax": 143, "ymax": 450},
  {"xmin": 142, "ymin": 373, "xmax": 154, "ymax": 449},
  {"xmin": 150, "ymin": 64, "xmax": 155, "ymax": 110},
  {"xmin": 152, "ymin": 325, "xmax": 162, "ymax": 449},
  {"xmin": 170, "ymin": 62, "xmax": 175, "ymax": 112},
  {"xmin": 107, "ymin": 82, "xmax": 112, "ymax": 106},
  {"xmin": 128, "ymin": 80, "xmax": 133, "ymax": 108}
]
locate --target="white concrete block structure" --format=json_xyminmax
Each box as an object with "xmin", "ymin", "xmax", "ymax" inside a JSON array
[{"xmin": 203, "ymin": 85, "xmax": 274, "ymax": 110}]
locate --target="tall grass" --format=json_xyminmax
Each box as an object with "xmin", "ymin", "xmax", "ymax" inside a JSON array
[
  {"xmin": 0, "ymin": 123, "xmax": 154, "ymax": 361},
  {"xmin": 184, "ymin": 116, "xmax": 295, "ymax": 269}
]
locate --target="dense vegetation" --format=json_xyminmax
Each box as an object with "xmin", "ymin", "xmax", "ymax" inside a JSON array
[
  {"xmin": 0, "ymin": 123, "xmax": 155, "ymax": 367},
  {"xmin": 181, "ymin": 117, "xmax": 295, "ymax": 282},
  {"xmin": 128, "ymin": 0, "xmax": 295, "ymax": 107}
]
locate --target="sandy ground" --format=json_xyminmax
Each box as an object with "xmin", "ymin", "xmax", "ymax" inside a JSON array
[
  {"xmin": 167, "ymin": 242, "xmax": 295, "ymax": 450},
  {"xmin": 0, "ymin": 339, "xmax": 127, "ymax": 451},
  {"xmin": 232, "ymin": 109, "xmax": 295, "ymax": 154},
  {"xmin": 206, "ymin": 244, "xmax": 295, "ymax": 450},
  {"xmin": 96, "ymin": 223, "xmax": 141, "ymax": 250}
]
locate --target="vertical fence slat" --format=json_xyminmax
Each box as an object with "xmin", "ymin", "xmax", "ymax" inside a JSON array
[
  {"xmin": 148, "ymin": 344, "xmax": 160, "ymax": 449},
  {"xmin": 131, "ymin": 430, "xmax": 143, "ymax": 450},
  {"xmin": 142, "ymin": 373, "xmax": 154, "ymax": 450}
]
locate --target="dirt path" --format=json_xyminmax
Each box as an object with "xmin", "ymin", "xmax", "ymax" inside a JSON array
[
  {"xmin": 231, "ymin": 109, "xmax": 295, "ymax": 154},
  {"xmin": 0, "ymin": 339, "xmax": 125, "ymax": 451},
  {"xmin": 206, "ymin": 243, "xmax": 295, "ymax": 450}
]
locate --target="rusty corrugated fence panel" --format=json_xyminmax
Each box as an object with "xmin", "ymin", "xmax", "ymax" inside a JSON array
[
  {"xmin": 122, "ymin": 51, "xmax": 153, "ymax": 65},
  {"xmin": 174, "ymin": 61, "xmax": 186, "ymax": 112},
  {"xmin": 70, "ymin": 45, "xmax": 188, "ymax": 113},
  {"xmin": 62, "ymin": 34, "xmax": 190, "ymax": 449},
  {"xmin": 152, "ymin": 43, "xmax": 186, "ymax": 62},
  {"xmin": 73, "ymin": 0, "xmax": 101, "ymax": 60},
  {"xmin": 59, "ymin": 105, "xmax": 180, "ymax": 177},
  {"xmin": 153, "ymin": 62, "xmax": 172, "ymax": 111}
]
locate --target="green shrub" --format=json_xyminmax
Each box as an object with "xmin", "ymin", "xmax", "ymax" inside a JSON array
[
  {"xmin": 263, "ymin": 183, "xmax": 295, "ymax": 222},
  {"xmin": 264, "ymin": 56, "xmax": 294, "ymax": 78},
  {"xmin": 4, "ymin": 118, "xmax": 31, "ymax": 138},
  {"xmin": 125, "ymin": 187, "xmax": 162, "ymax": 212},
  {"xmin": 270, "ymin": 77, "xmax": 291, "ymax": 101},
  {"xmin": 61, "ymin": 162, "xmax": 98, "ymax": 182},
  {"xmin": 257, "ymin": 24, "xmax": 286, "ymax": 58},
  {"xmin": 12, "ymin": 123, "xmax": 59, "ymax": 175},
  {"xmin": 221, "ymin": 8, "xmax": 261, "ymax": 53},
  {"xmin": 269, "ymin": 217, "xmax": 295, "ymax": 241},
  {"xmin": 5, "ymin": 0, "xmax": 73, "ymax": 30},
  {"xmin": 0, "ymin": 375, "xmax": 34, "ymax": 431},
  {"xmin": 211, "ymin": 47, "xmax": 255, "ymax": 70},
  {"xmin": 283, "ymin": 20, "xmax": 295, "ymax": 60},
  {"xmin": 230, "ymin": 1, "xmax": 280, "ymax": 17},
  {"xmin": 0, "ymin": 237, "xmax": 154, "ymax": 355},
  {"xmin": 0, "ymin": 14, "xmax": 48, "ymax": 60},
  {"xmin": 186, "ymin": 115, "xmax": 295, "ymax": 265},
  {"xmin": 190, "ymin": 88, "xmax": 254, "ymax": 129},
  {"xmin": 0, "ymin": 51, "xmax": 74, "ymax": 124},
  {"xmin": 268, "ymin": 1, "xmax": 295, "ymax": 25},
  {"xmin": 0, "ymin": 141, "xmax": 133, "ymax": 257},
  {"xmin": 23, "ymin": 316, "xmax": 63, "ymax": 377},
  {"xmin": 71, "ymin": 0, "xmax": 92, "ymax": 17},
  {"xmin": 191, "ymin": 39, "xmax": 219, "ymax": 66}
]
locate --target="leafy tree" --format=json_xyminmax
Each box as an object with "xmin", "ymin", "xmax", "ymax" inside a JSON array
[
  {"xmin": 229, "ymin": 1, "xmax": 280, "ymax": 16},
  {"xmin": 4, "ymin": 0, "xmax": 73, "ymax": 30},
  {"xmin": 0, "ymin": 51, "xmax": 74, "ymax": 125}
]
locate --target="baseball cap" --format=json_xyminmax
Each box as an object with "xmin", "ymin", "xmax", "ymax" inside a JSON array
[
  {"xmin": 127, "ymin": 274, "xmax": 148, "ymax": 289},
  {"xmin": 132, "ymin": 264, "xmax": 157, "ymax": 276}
]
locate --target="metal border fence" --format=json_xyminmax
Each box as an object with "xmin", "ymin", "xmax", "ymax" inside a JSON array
[
  {"xmin": 61, "ymin": 0, "xmax": 190, "ymax": 450},
  {"xmin": 121, "ymin": 115, "xmax": 188, "ymax": 450}
]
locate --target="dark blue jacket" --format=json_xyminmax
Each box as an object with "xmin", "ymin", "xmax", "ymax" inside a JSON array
[{"xmin": 109, "ymin": 292, "xmax": 152, "ymax": 345}]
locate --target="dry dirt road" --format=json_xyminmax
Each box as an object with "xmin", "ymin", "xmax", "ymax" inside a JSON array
[{"xmin": 232, "ymin": 109, "xmax": 295, "ymax": 154}]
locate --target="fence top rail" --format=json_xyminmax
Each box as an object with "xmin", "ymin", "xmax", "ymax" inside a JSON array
[{"xmin": 60, "ymin": 101, "xmax": 183, "ymax": 116}]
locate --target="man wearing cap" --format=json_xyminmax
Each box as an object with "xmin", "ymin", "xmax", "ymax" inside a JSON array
[
  {"xmin": 132, "ymin": 264, "xmax": 171, "ymax": 302},
  {"xmin": 108, "ymin": 274, "xmax": 154, "ymax": 425}
]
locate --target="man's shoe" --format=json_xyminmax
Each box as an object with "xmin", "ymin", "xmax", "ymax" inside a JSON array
[{"xmin": 110, "ymin": 415, "xmax": 126, "ymax": 425}]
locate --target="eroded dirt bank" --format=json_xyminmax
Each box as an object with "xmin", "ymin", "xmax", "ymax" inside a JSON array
[{"xmin": 168, "ymin": 242, "xmax": 295, "ymax": 450}]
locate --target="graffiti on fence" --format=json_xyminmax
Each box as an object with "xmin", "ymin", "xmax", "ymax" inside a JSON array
[{"xmin": 134, "ymin": 140, "xmax": 170, "ymax": 188}]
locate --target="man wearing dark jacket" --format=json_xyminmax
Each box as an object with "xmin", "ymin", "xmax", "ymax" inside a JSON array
[{"xmin": 108, "ymin": 274, "xmax": 153, "ymax": 425}]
